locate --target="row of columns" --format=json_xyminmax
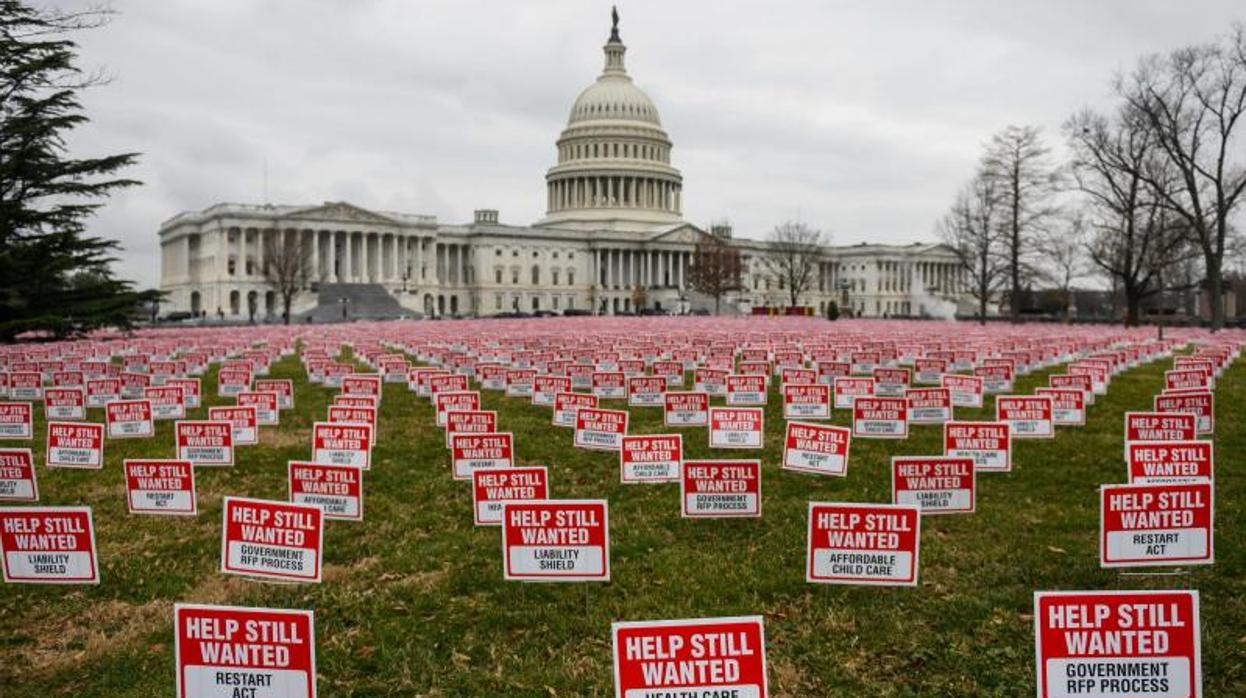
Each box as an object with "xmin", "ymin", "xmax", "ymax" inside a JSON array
[
  {"xmin": 872, "ymin": 259, "xmax": 965, "ymax": 295},
  {"xmin": 594, "ymin": 248, "xmax": 689, "ymax": 290},
  {"xmin": 215, "ymin": 227, "xmax": 478, "ymax": 286},
  {"xmin": 548, "ymin": 175, "xmax": 681, "ymax": 213}
]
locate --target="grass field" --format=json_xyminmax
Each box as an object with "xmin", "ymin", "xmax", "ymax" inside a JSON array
[{"xmin": 0, "ymin": 344, "xmax": 1242, "ymax": 696}]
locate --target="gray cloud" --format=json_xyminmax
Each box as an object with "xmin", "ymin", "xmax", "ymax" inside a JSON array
[{"xmin": 50, "ymin": 0, "xmax": 1245, "ymax": 287}]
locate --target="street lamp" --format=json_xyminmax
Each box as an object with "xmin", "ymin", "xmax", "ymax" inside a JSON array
[{"xmin": 338, "ymin": 296, "xmax": 349, "ymax": 321}]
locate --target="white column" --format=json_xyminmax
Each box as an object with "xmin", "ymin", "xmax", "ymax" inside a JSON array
[
  {"xmin": 415, "ymin": 237, "xmax": 424, "ymax": 283},
  {"xmin": 307, "ymin": 230, "xmax": 318, "ymax": 282},
  {"xmin": 345, "ymin": 231, "xmax": 355, "ymax": 282},
  {"xmin": 326, "ymin": 232, "xmax": 337, "ymax": 282}
]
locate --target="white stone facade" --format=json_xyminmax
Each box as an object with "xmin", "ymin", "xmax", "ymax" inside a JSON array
[{"xmin": 158, "ymin": 13, "xmax": 968, "ymax": 320}]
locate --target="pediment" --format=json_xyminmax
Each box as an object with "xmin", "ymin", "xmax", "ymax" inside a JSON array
[
  {"xmin": 286, "ymin": 201, "xmax": 401, "ymax": 226},
  {"xmin": 647, "ymin": 223, "xmax": 711, "ymax": 245}
]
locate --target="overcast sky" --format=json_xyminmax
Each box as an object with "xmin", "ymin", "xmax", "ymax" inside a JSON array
[{"xmin": 54, "ymin": 0, "xmax": 1243, "ymax": 288}]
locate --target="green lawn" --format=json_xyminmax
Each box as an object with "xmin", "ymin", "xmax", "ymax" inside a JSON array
[{"xmin": 0, "ymin": 347, "xmax": 1241, "ymax": 696}]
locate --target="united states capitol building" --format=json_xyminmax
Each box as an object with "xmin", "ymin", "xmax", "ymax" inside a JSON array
[{"xmin": 158, "ymin": 12, "xmax": 967, "ymax": 320}]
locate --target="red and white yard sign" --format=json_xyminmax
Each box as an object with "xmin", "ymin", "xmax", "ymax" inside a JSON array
[
  {"xmin": 913, "ymin": 357, "xmax": 947, "ymax": 384},
  {"xmin": 620, "ymin": 434, "xmax": 682, "ymax": 483},
  {"xmin": 574, "ymin": 407, "xmax": 629, "ymax": 451},
  {"xmin": 942, "ymin": 374, "xmax": 984, "ymax": 409},
  {"xmin": 664, "ymin": 391, "xmax": 709, "ymax": 427},
  {"xmin": 105, "ymin": 399, "xmax": 154, "ymax": 439},
  {"xmin": 504, "ymin": 369, "xmax": 536, "ymax": 398},
  {"xmin": 327, "ymin": 404, "xmax": 377, "ymax": 430},
  {"xmin": 708, "ymin": 407, "xmax": 764, "ymax": 449},
  {"xmin": 806, "ymin": 502, "xmax": 920, "ymax": 586},
  {"xmin": 944, "ymin": 421, "xmax": 1011, "ymax": 472},
  {"xmin": 216, "ymin": 367, "xmax": 252, "ymax": 397},
  {"xmin": 254, "ymin": 378, "xmax": 294, "ymax": 410},
  {"xmin": 289, "ymin": 461, "xmax": 363, "ymax": 522},
  {"xmin": 532, "ymin": 375, "xmax": 571, "ymax": 407},
  {"xmin": 451, "ymin": 432, "xmax": 514, "ymax": 480},
  {"xmin": 851, "ymin": 397, "xmax": 908, "ymax": 439},
  {"xmin": 207, "ymin": 405, "xmax": 259, "ymax": 445},
  {"xmin": 553, "ymin": 391, "xmax": 597, "ymax": 428},
  {"xmin": 125, "ymin": 459, "xmax": 197, "ymax": 515},
  {"xmin": 593, "ymin": 371, "xmax": 627, "ymax": 400},
  {"xmin": 174, "ymin": 604, "xmax": 317, "ymax": 698},
  {"xmin": 0, "ymin": 449, "xmax": 38, "ymax": 502},
  {"xmin": 46, "ymin": 421, "xmax": 104, "ymax": 469},
  {"xmin": 502, "ymin": 499, "xmax": 609, "ymax": 582},
  {"xmin": 782, "ymin": 422, "xmax": 850, "ymax": 477},
  {"xmin": 1124, "ymin": 412, "xmax": 1197, "ymax": 461},
  {"xmin": 1033, "ymin": 590, "xmax": 1200, "ymax": 698},
  {"xmin": 975, "ymin": 363, "xmax": 1014, "ymax": 394},
  {"xmin": 176, "ymin": 420, "xmax": 234, "ymax": 466},
  {"xmin": 341, "ymin": 374, "xmax": 382, "ymax": 401},
  {"xmin": 238, "ymin": 390, "xmax": 280, "ymax": 426},
  {"xmin": 726, "ymin": 374, "xmax": 767, "ymax": 406},
  {"xmin": 166, "ymin": 377, "xmax": 202, "ymax": 409},
  {"xmin": 221, "ymin": 496, "xmax": 324, "ymax": 583},
  {"xmin": 833, "ymin": 376, "xmax": 874, "ymax": 409},
  {"xmin": 445, "ymin": 409, "xmax": 498, "ymax": 448},
  {"xmin": 996, "ymin": 395, "xmax": 1054, "ymax": 438},
  {"xmin": 311, "ymin": 422, "xmax": 372, "ymax": 469},
  {"xmin": 681, "ymin": 460, "xmax": 761, "ymax": 517},
  {"xmin": 1154, "ymin": 390, "xmax": 1214, "ymax": 436},
  {"xmin": 611, "ymin": 616, "xmax": 769, "ymax": 698},
  {"xmin": 7, "ymin": 372, "xmax": 42, "ymax": 400},
  {"xmin": 44, "ymin": 387, "xmax": 86, "ymax": 421},
  {"xmin": 472, "ymin": 466, "xmax": 549, "ymax": 526},
  {"xmin": 0, "ymin": 506, "xmax": 99, "ymax": 584},
  {"xmin": 1127, "ymin": 441, "xmax": 1213, "ymax": 485},
  {"xmin": 0, "ymin": 402, "xmax": 33, "ymax": 439},
  {"xmin": 1035, "ymin": 388, "xmax": 1086, "ymax": 426},
  {"xmin": 626, "ymin": 376, "xmax": 666, "ymax": 407},
  {"xmin": 144, "ymin": 385, "xmax": 186, "ymax": 421},
  {"xmin": 906, "ymin": 387, "xmax": 951, "ymax": 425},
  {"xmin": 434, "ymin": 390, "xmax": 479, "ymax": 427},
  {"xmin": 1165, "ymin": 368, "xmax": 1209, "ymax": 392},
  {"xmin": 782, "ymin": 383, "xmax": 831, "ymax": 420},
  {"xmin": 1100, "ymin": 482, "xmax": 1213, "ymax": 568},
  {"xmin": 872, "ymin": 367, "xmax": 911, "ymax": 397},
  {"xmin": 891, "ymin": 456, "xmax": 975, "ymax": 515},
  {"xmin": 1049, "ymin": 373, "xmax": 1094, "ymax": 405}
]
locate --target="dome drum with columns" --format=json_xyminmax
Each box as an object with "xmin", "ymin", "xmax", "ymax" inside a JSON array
[{"xmin": 157, "ymin": 10, "xmax": 972, "ymax": 320}]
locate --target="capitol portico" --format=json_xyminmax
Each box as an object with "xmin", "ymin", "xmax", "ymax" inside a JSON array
[{"xmin": 159, "ymin": 11, "xmax": 968, "ymax": 320}]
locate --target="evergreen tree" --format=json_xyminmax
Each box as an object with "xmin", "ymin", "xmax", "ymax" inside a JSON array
[{"xmin": 0, "ymin": 1, "xmax": 155, "ymax": 340}]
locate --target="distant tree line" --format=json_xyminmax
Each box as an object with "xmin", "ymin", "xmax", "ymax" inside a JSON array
[{"xmin": 940, "ymin": 24, "xmax": 1246, "ymax": 328}]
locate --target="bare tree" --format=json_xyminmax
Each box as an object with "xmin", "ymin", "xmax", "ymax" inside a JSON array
[
  {"xmin": 1065, "ymin": 108, "xmax": 1194, "ymax": 325},
  {"xmin": 688, "ymin": 232, "xmax": 743, "ymax": 314},
  {"xmin": 938, "ymin": 172, "xmax": 1006, "ymax": 324},
  {"xmin": 262, "ymin": 228, "xmax": 311, "ymax": 324},
  {"xmin": 762, "ymin": 221, "xmax": 826, "ymax": 308},
  {"xmin": 1116, "ymin": 25, "xmax": 1246, "ymax": 330},
  {"xmin": 1036, "ymin": 211, "xmax": 1092, "ymax": 318},
  {"xmin": 980, "ymin": 125, "xmax": 1060, "ymax": 321}
]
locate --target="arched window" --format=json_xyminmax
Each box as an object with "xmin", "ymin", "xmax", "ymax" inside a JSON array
[
  {"xmin": 495, "ymin": 268, "xmax": 503, "ymax": 284},
  {"xmin": 567, "ymin": 269, "xmax": 575, "ymax": 286},
  {"xmin": 531, "ymin": 265, "xmax": 540, "ymax": 285},
  {"xmin": 552, "ymin": 270, "xmax": 560, "ymax": 286}
]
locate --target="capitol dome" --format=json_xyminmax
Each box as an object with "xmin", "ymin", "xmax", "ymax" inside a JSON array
[
  {"xmin": 535, "ymin": 9, "xmax": 684, "ymax": 232},
  {"xmin": 567, "ymin": 75, "xmax": 662, "ymax": 126}
]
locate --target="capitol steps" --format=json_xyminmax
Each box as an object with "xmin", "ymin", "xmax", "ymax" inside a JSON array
[{"xmin": 298, "ymin": 283, "xmax": 412, "ymax": 322}]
